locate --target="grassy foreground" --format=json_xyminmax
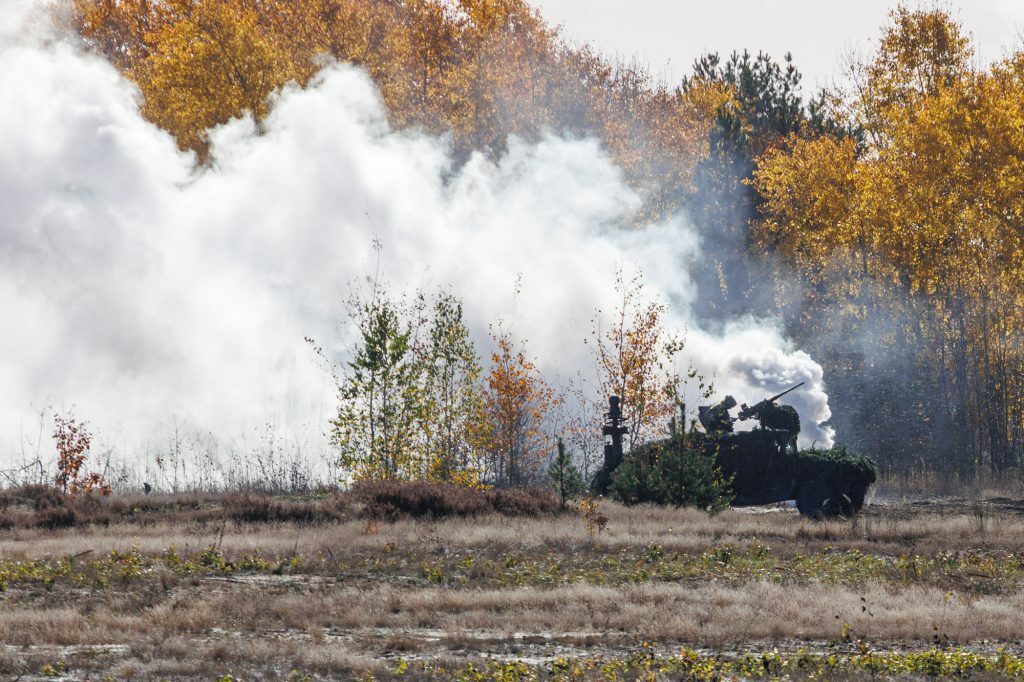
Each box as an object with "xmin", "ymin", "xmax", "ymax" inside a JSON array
[{"xmin": 3, "ymin": 489, "xmax": 1024, "ymax": 679}]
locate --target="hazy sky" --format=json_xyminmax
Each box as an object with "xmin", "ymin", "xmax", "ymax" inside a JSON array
[{"xmin": 530, "ymin": 1, "xmax": 1024, "ymax": 90}]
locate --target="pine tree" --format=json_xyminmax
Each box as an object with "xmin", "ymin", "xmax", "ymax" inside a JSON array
[
  {"xmin": 610, "ymin": 405, "xmax": 733, "ymax": 512},
  {"xmin": 606, "ymin": 444, "xmax": 662, "ymax": 505},
  {"xmin": 548, "ymin": 437, "xmax": 584, "ymax": 509},
  {"xmin": 656, "ymin": 412, "xmax": 733, "ymax": 512}
]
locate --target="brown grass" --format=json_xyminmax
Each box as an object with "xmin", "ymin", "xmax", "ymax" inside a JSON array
[
  {"xmin": 5, "ymin": 496, "xmax": 1024, "ymax": 562},
  {"xmin": 1, "ymin": 578, "xmax": 1020, "ymax": 674},
  {"xmin": 4, "ymin": 492, "xmax": 1024, "ymax": 678},
  {"xmin": 0, "ymin": 482, "xmax": 562, "ymax": 532}
]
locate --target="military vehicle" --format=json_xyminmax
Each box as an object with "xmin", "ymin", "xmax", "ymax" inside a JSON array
[
  {"xmin": 694, "ymin": 383, "xmax": 876, "ymax": 518},
  {"xmin": 595, "ymin": 387, "xmax": 876, "ymax": 518}
]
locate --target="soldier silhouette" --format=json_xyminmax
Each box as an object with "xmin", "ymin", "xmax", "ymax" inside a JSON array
[{"xmin": 698, "ymin": 395, "xmax": 737, "ymax": 433}]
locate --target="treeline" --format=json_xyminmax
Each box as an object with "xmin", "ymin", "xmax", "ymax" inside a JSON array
[
  {"xmin": 68, "ymin": 0, "xmax": 712, "ymax": 221},
  {"xmin": 67, "ymin": 1, "xmax": 1024, "ymax": 479},
  {"xmin": 753, "ymin": 10, "xmax": 1024, "ymax": 476}
]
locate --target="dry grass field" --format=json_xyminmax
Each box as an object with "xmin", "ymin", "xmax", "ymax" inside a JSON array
[{"xmin": 4, "ymin": 487, "xmax": 1024, "ymax": 680}]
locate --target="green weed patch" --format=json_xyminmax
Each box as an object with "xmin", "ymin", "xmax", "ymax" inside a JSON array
[
  {"xmin": 3, "ymin": 543, "xmax": 1023, "ymax": 594},
  {"xmin": 379, "ymin": 645, "xmax": 1024, "ymax": 680}
]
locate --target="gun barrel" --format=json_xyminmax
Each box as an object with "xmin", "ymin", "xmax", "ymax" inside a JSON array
[
  {"xmin": 766, "ymin": 381, "xmax": 805, "ymax": 403},
  {"xmin": 737, "ymin": 382, "xmax": 806, "ymax": 421}
]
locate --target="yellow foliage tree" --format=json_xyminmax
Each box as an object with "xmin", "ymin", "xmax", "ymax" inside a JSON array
[
  {"xmin": 68, "ymin": 0, "xmax": 711, "ymax": 207},
  {"xmin": 753, "ymin": 7, "xmax": 1024, "ymax": 474},
  {"xmin": 130, "ymin": 0, "xmax": 306, "ymax": 155},
  {"xmin": 481, "ymin": 328, "xmax": 557, "ymax": 487},
  {"xmin": 588, "ymin": 270, "xmax": 682, "ymax": 452}
]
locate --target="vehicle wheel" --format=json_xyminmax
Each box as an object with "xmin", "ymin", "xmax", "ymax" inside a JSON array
[
  {"xmin": 839, "ymin": 491, "xmax": 855, "ymax": 517},
  {"xmin": 796, "ymin": 480, "xmax": 847, "ymax": 519},
  {"xmin": 848, "ymin": 484, "xmax": 868, "ymax": 513}
]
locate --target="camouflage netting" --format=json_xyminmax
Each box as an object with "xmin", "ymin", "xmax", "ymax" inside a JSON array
[
  {"xmin": 693, "ymin": 431, "xmax": 876, "ymax": 513},
  {"xmin": 793, "ymin": 444, "xmax": 877, "ymax": 485},
  {"xmin": 757, "ymin": 403, "xmax": 801, "ymax": 435}
]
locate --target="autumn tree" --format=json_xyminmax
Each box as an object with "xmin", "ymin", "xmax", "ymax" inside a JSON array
[
  {"xmin": 67, "ymin": 0, "xmax": 711, "ymax": 199},
  {"xmin": 133, "ymin": 0, "xmax": 308, "ymax": 156},
  {"xmin": 753, "ymin": 7, "xmax": 1024, "ymax": 476},
  {"xmin": 481, "ymin": 327, "xmax": 557, "ymax": 487},
  {"xmin": 588, "ymin": 270, "xmax": 683, "ymax": 454},
  {"xmin": 53, "ymin": 412, "xmax": 111, "ymax": 496},
  {"xmin": 70, "ymin": 0, "xmax": 172, "ymax": 71},
  {"xmin": 854, "ymin": 5, "xmax": 973, "ymax": 141},
  {"xmin": 680, "ymin": 50, "xmax": 855, "ymax": 321}
]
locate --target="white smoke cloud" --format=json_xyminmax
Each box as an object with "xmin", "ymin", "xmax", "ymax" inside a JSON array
[{"xmin": 0, "ymin": 15, "xmax": 833, "ymax": 481}]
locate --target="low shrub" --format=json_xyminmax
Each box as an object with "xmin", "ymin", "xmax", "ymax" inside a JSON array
[
  {"xmin": 34, "ymin": 501, "xmax": 78, "ymax": 529},
  {"xmin": 611, "ymin": 411, "xmax": 734, "ymax": 512},
  {"xmin": 0, "ymin": 484, "xmax": 204, "ymax": 528},
  {"xmin": 355, "ymin": 481, "xmax": 490, "ymax": 520},
  {"xmin": 22, "ymin": 484, "xmax": 65, "ymax": 511},
  {"xmin": 354, "ymin": 481, "xmax": 563, "ymax": 520},
  {"xmin": 222, "ymin": 493, "xmax": 328, "ymax": 524},
  {"xmin": 0, "ymin": 482, "xmax": 559, "ymax": 527},
  {"xmin": 487, "ymin": 487, "xmax": 561, "ymax": 516}
]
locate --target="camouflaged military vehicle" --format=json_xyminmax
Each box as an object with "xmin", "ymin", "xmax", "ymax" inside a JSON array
[{"xmin": 696, "ymin": 383, "xmax": 876, "ymax": 519}]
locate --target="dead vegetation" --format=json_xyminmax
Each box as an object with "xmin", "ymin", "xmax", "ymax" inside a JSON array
[
  {"xmin": 4, "ymin": 491, "xmax": 1024, "ymax": 679},
  {"xmin": 0, "ymin": 482, "xmax": 563, "ymax": 531}
]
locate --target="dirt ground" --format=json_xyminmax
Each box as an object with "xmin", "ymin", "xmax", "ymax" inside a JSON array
[{"xmin": 4, "ymin": 494, "xmax": 1024, "ymax": 679}]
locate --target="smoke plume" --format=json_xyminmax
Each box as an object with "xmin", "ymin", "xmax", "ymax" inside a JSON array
[{"xmin": 0, "ymin": 10, "xmax": 833, "ymax": 481}]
